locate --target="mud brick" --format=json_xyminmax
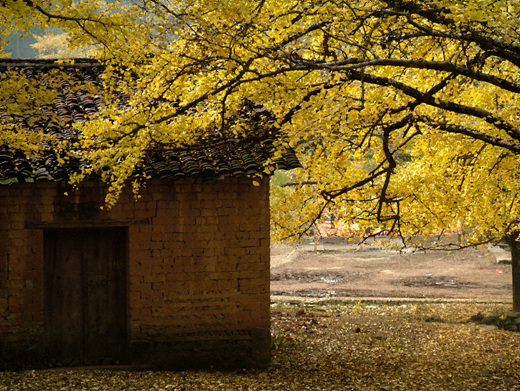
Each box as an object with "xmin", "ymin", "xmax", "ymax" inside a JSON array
[
  {"xmin": 143, "ymin": 272, "xmax": 166, "ymax": 283},
  {"xmin": 133, "ymin": 209, "xmax": 152, "ymax": 220},
  {"xmin": 151, "ymin": 260, "xmax": 165, "ymax": 274},
  {"xmin": 1, "ymin": 174, "xmax": 272, "ymax": 369}
]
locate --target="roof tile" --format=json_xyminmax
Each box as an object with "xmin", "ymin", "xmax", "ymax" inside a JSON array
[{"xmin": 0, "ymin": 59, "xmax": 301, "ymax": 184}]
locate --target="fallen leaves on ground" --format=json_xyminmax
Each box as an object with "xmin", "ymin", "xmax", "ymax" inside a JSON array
[{"xmin": 2, "ymin": 302, "xmax": 520, "ymax": 390}]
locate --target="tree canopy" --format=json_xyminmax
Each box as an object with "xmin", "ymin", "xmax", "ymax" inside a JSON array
[{"xmin": 2, "ymin": 0, "xmax": 520, "ymax": 304}]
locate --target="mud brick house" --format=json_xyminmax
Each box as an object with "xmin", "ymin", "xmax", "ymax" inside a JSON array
[{"xmin": 0, "ymin": 59, "xmax": 300, "ymax": 369}]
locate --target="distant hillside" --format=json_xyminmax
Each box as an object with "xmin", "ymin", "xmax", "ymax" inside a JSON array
[{"xmin": 5, "ymin": 31, "xmax": 38, "ymax": 58}]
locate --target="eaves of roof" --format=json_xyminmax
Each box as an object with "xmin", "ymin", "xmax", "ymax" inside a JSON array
[{"xmin": 0, "ymin": 59, "xmax": 301, "ymax": 185}]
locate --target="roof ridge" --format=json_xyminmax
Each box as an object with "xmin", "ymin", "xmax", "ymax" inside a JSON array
[{"xmin": 0, "ymin": 58, "xmax": 101, "ymax": 68}]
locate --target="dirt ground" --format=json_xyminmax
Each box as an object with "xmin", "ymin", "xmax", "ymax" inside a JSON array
[{"xmin": 271, "ymin": 237, "xmax": 513, "ymax": 303}]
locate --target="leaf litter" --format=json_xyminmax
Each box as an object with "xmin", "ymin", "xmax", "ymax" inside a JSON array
[{"xmin": 2, "ymin": 302, "xmax": 520, "ymax": 390}]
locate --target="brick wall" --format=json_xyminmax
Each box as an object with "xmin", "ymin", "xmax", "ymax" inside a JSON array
[{"xmin": 0, "ymin": 176, "xmax": 271, "ymax": 369}]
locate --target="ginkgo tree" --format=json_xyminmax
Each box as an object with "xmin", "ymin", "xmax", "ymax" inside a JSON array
[{"xmin": 1, "ymin": 0, "xmax": 520, "ymax": 309}]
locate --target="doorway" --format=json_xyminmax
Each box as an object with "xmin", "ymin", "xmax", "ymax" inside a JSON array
[{"xmin": 44, "ymin": 228, "xmax": 127, "ymax": 365}]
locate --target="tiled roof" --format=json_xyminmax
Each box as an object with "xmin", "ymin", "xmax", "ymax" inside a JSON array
[{"xmin": 0, "ymin": 59, "xmax": 300, "ymax": 184}]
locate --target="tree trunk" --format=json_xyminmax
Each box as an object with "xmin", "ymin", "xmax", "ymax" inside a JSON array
[{"xmin": 506, "ymin": 234, "xmax": 520, "ymax": 312}]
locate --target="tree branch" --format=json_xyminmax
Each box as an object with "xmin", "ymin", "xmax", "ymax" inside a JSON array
[
  {"xmin": 290, "ymin": 57, "xmax": 520, "ymax": 94},
  {"xmin": 343, "ymin": 70, "xmax": 520, "ymax": 143},
  {"xmin": 415, "ymin": 115, "xmax": 520, "ymax": 154}
]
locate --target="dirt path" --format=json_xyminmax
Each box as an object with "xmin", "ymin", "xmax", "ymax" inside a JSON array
[{"xmin": 271, "ymin": 237, "xmax": 513, "ymax": 303}]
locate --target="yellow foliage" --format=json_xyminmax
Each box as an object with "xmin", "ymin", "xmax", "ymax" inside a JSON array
[{"xmin": 1, "ymin": 0, "xmax": 520, "ymax": 249}]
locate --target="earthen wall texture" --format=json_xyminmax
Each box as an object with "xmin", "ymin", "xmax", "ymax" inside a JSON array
[{"xmin": 0, "ymin": 176, "xmax": 270, "ymax": 369}]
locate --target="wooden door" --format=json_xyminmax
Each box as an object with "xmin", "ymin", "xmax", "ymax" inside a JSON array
[{"xmin": 44, "ymin": 228, "xmax": 127, "ymax": 366}]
